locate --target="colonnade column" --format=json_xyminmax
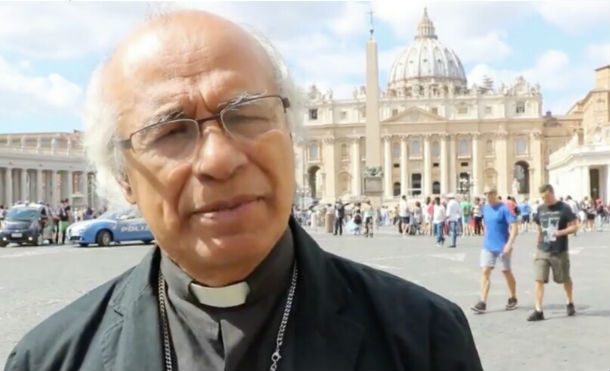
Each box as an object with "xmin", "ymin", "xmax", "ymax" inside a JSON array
[
  {"xmin": 351, "ymin": 138, "xmax": 361, "ymax": 196},
  {"xmin": 472, "ymin": 133, "xmax": 481, "ymax": 196},
  {"xmin": 423, "ymin": 135, "xmax": 432, "ymax": 197},
  {"xmin": 440, "ymin": 134, "xmax": 448, "ymax": 195},
  {"xmin": 383, "ymin": 136, "xmax": 393, "ymax": 199},
  {"xmin": 449, "ymin": 135, "xmax": 457, "ymax": 193},
  {"xmin": 5, "ymin": 168, "xmax": 13, "ymax": 206},
  {"xmin": 400, "ymin": 136, "xmax": 409, "ymax": 196}
]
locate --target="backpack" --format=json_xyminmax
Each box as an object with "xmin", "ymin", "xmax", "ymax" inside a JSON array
[{"xmin": 354, "ymin": 214, "xmax": 362, "ymax": 224}]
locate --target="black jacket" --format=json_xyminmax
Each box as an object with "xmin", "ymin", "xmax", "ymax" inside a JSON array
[{"xmin": 5, "ymin": 219, "xmax": 482, "ymax": 371}]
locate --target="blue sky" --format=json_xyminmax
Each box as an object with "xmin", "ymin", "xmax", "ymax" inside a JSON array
[{"xmin": 0, "ymin": 1, "xmax": 608, "ymax": 134}]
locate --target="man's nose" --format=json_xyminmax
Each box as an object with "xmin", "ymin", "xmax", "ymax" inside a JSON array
[{"xmin": 192, "ymin": 125, "xmax": 248, "ymax": 181}]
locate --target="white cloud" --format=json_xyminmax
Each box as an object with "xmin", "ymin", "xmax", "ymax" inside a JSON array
[
  {"xmin": 468, "ymin": 50, "xmax": 571, "ymax": 91},
  {"xmin": 372, "ymin": 2, "xmax": 529, "ymax": 66},
  {"xmin": 17, "ymin": 60, "xmax": 31, "ymax": 71},
  {"xmin": 373, "ymin": 1, "xmax": 533, "ymax": 41},
  {"xmin": 0, "ymin": 1, "xmax": 605, "ymax": 129},
  {"xmin": 585, "ymin": 42, "xmax": 610, "ymax": 68},
  {"xmin": 466, "ymin": 48, "xmax": 601, "ymax": 114},
  {"xmin": 0, "ymin": 56, "xmax": 82, "ymax": 115},
  {"xmin": 527, "ymin": 50, "xmax": 571, "ymax": 90},
  {"xmin": 536, "ymin": 1, "xmax": 610, "ymax": 34},
  {"xmin": 328, "ymin": 1, "xmax": 369, "ymax": 37},
  {"xmin": 0, "ymin": 3, "xmax": 146, "ymax": 59},
  {"xmin": 456, "ymin": 32, "xmax": 512, "ymax": 64}
]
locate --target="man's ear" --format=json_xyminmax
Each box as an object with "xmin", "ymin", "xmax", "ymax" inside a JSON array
[{"xmin": 116, "ymin": 173, "xmax": 137, "ymax": 205}]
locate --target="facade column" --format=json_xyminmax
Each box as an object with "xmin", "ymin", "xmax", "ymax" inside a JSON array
[
  {"xmin": 83, "ymin": 171, "xmax": 90, "ymax": 207},
  {"xmin": 400, "ymin": 136, "xmax": 409, "ymax": 196},
  {"xmin": 5, "ymin": 168, "xmax": 13, "ymax": 206},
  {"xmin": 440, "ymin": 134, "xmax": 448, "ymax": 195},
  {"xmin": 383, "ymin": 136, "xmax": 393, "ymax": 199},
  {"xmin": 351, "ymin": 138, "xmax": 361, "ymax": 197},
  {"xmin": 581, "ymin": 166, "xmax": 591, "ymax": 200},
  {"xmin": 20, "ymin": 168, "xmax": 27, "ymax": 202},
  {"xmin": 449, "ymin": 135, "xmax": 457, "ymax": 193},
  {"xmin": 423, "ymin": 135, "xmax": 432, "ymax": 197},
  {"xmin": 531, "ymin": 131, "xmax": 543, "ymax": 193},
  {"xmin": 51, "ymin": 170, "xmax": 59, "ymax": 207},
  {"xmin": 36, "ymin": 169, "xmax": 43, "ymax": 202},
  {"xmin": 67, "ymin": 170, "xmax": 74, "ymax": 205},
  {"xmin": 322, "ymin": 138, "xmax": 336, "ymax": 202},
  {"xmin": 42, "ymin": 171, "xmax": 47, "ymax": 202},
  {"xmin": 472, "ymin": 133, "xmax": 481, "ymax": 196},
  {"xmin": 496, "ymin": 132, "xmax": 509, "ymax": 196}
]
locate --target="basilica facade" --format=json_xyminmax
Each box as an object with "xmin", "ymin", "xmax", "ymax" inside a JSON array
[
  {"xmin": 294, "ymin": 10, "xmax": 572, "ymax": 205},
  {"xmin": 0, "ymin": 131, "xmax": 100, "ymax": 209}
]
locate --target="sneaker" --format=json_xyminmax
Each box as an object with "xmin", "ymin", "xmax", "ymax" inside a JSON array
[
  {"xmin": 567, "ymin": 303, "xmax": 576, "ymax": 316},
  {"xmin": 505, "ymin": 297, "xmax": 518, "ymax": 311},
  {"xmin": 470, "ymin": 301, "xmax": 486, "ymax": 314},
  {"xmin": 527, "ymin": 310, "xmax": 544, "ymax": 321}
]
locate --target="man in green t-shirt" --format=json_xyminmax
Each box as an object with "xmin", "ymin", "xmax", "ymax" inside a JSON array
[{"xmin": 460, "ymin": 199, "xmax": 473, "ymax": 236}]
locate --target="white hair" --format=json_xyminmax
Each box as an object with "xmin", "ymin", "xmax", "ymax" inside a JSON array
[{"xmin": 82, "ymin": 18, "xmax": 304, "ymax": 209}]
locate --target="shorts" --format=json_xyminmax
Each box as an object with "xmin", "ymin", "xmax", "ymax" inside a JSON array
[
  {"xmin": 522, "ymin": 215, "xmax": 530, "ymax": 223},
  {"xmin": 59, "ymin": 221, "xmax": 70, "ymax": 232},
  {"xmin": 462, "ymin": 215, "xmax": 471, "ymax": 225},
  {"xmin": 399, "ymin": 216, "xmax": 410, "ymax": 224},
  {"xmin": 480, "ymin": 249, "xmax": 511, "ymax": 271},
  {"xmin": 535, "ymin": 250, "xmax": 571, "ymax": 284}
]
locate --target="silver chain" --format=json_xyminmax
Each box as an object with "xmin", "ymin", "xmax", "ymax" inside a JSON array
[
  {"xmin": 269, "ymin": 263, "xmax": 298, "ymax": 371},
  {"xmin": 157, "ymin": 263, "xmax": 298, "ymax": 371},
  {"xmin": 158, "ymin": 269, "xmax": 175, "ymax": 371}
]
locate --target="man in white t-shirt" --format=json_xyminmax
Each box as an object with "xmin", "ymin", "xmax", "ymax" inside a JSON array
[
  {"xmin": 398, "ymin": 195, "xmax": 409, "ymax": 236},
  {"xmin": 446, "ymin": 194, "xmax": 461, "ymax": 248}
]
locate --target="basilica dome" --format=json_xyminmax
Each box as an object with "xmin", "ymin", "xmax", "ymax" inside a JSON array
[{"xmin": 387, "ymin": 9, "xmax": 467, "ymax": 96}]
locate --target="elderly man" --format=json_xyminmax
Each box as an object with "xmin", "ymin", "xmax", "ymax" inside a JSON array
[{"xmin": 4, "ymin": 11, "xmax": 481, "ymax": 371}]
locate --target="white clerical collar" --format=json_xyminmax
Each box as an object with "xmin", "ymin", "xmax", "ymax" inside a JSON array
[
  {"xmin": 159, "ymin": 228, "xmax": 294, "ymax": 309},
  {"xmin": 188, "ymin": 281, "xmax": 250, "ymax": 308}
]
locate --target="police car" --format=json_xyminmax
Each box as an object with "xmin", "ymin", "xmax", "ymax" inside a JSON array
[{"xmin": 66, "ymin": 208, "xmax": 154, "ymax": 247}]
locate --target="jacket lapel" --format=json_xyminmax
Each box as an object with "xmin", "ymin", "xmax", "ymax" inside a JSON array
[
  {"xmin": 290, "ymin": 219, "xmax": 365, "ymax": 370},
  {"xmin": 101, "ymin": 248, "xmax": 165, "ymax": 371}
]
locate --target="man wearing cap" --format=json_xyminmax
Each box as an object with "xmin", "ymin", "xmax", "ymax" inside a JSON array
[
  {"xmin": 4, "ymin": 10, "xmax": 481, "ymax": 371},
  {"xmin": 471, "ymin": 186, "xmax": 519, "ymax": 313}
]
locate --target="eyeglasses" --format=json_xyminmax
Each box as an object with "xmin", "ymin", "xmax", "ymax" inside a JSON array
[{"xmin": 117, "ymin": 94, "xmax": 290, "ymax": 161}]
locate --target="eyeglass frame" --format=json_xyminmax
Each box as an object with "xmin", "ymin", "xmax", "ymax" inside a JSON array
[{"xmin": 115, "ymin": 94, "xmax": 291, "ymax": 152}]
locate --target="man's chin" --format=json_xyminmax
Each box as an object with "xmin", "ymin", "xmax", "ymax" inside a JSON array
[
  {"xmin": 187, "ymin": 231, "xmax": 268, "ymax": 255},
  {"xmin": 172, "ymin": 233, "xmax": 271, "ymax": 272}
]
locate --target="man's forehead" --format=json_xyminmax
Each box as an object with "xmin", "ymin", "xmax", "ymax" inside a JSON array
[
  {"xmin": 104, "ymin": 11, "xmax": 276, "ymax": 129},
  {"xmin": 111, "ymin": 13, "xmax": 261, "ymax": 74}
]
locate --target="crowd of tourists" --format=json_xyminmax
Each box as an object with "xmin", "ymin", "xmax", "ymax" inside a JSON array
[{"xmin": 294, "ymin": 193, "xmax": 609, "ymax": 239}]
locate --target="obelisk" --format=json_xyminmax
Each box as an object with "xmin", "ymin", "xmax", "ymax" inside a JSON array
[{"xmin": 363, "ymin": 10, "xmax": 383, "ymax": 203}]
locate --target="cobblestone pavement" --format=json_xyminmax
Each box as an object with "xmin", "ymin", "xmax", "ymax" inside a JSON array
[{"xmin": 1, "ymin": 227, "xmax": 608, "ymax": 370}]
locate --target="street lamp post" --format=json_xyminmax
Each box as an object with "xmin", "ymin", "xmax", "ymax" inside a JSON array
[{"xmin": 458, "ymin": 176, "xmax": 474, "ymax": 201}]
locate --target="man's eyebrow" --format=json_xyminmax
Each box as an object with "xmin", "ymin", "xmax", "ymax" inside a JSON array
[
  {"xmin": 144, "ymin": 108, "xmax": 188, "ymax": 128},
  {"xmin": 217, "ymin": 92, "xmax": 265, "ymax": 109}
]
